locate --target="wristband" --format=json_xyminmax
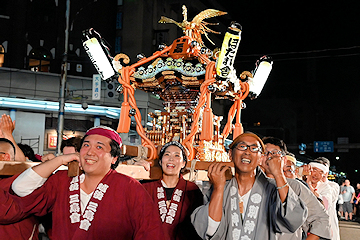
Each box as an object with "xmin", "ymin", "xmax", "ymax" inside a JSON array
[{"xmin": 276, "ymin": 182, "xmax": 288, "ymax": 190}]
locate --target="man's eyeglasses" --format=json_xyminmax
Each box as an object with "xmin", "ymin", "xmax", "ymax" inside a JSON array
[
  {"xmin": 264, "ymin": 150, "xmax": 285, "ymax": 157},
  {"xmin": 283, "ymin": 169, "xmax": 295, "ymax": 174},
  {"xmin": 234, "ymin": 144, "xmax": 262, "ymax": 153}
]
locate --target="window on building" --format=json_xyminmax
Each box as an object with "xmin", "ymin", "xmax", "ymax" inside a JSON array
[
  {"xmin": 116, "ymin": 12, "xmax": 122, "ymax": 30},
  {"xmin": 115, "ymin": 36, "xmax": 122, "ymax": 54},
  {"xmin": 28, "ymin": 46, "xmax": 52, "ymax": 72},
  {"xmin": 0, "ymin": 0, "xmax": 9, "ymax": 16},
  {"xmin": 0, "ymin": 45, "xmax": 4, "ymax": 67},
  {"xmin": 154, "ymin": 29, "xmax": 169, "ymax": 47}
]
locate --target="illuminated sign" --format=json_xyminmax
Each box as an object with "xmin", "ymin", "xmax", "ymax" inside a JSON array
[
  {"xmin": 92, "ymin": 74, "xmax": 101, "ymax": 100},
  {"xmin": 313, "ymin": 141, "xmax": 334, "ymax": 152}
]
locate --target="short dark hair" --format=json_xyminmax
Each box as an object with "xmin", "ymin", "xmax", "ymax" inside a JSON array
[
  {"xmin": 313, "ymin": 157, "xmax": 330, "ymax": 167},
  {"xmin": 0, "ymin": 138, "xmax": 16, "ymax": 157},
  {"xmin": 60, "ymin": 136, "xmax": 82, "ymax": 153},
  {"xmin": 159, "ymin": 141, "xmax": 188, "ymax": 165},
  {"xmin": 109, "ymin": 139, "xmax": 122, "ymax": 169},
  {"xmin": 17, "ymin": 143, "xmax": 39, "ymax": 162},
  {"xmin": 262, "ymin": 136, "xmax": 287, "ymax": 153},
  {"xmin": 158, "ymin": 141, "xmax": 188, "ymax": 173},
  {"xmin": 80, "ymin": 135, "xmax": 121, "ymax": 170}
]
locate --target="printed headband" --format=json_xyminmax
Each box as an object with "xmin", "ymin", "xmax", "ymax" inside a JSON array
[
  {"xmin": 309, "ymin": 162, "xmax": 329, "ymax": 173},
  {"xmin": 85, "ymin": 126, "xmax": 122, "ymax": 147},
  {"xmin": 159, "ymin": 141, "xmax": 188, "ymax": 163}
]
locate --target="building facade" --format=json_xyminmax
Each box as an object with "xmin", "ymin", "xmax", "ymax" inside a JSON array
[{"xmin": 0, "ymin": 0, "xmax": 229, "ymax": 155}]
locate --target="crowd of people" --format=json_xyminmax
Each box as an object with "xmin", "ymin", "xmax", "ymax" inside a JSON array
[
  {"xmin": 0, "ymin": 113, "xmax": 357, "ymax": 239},
  {"xmin": 338, "ymin": 179, "xmax": 360, "ymax": 222}
]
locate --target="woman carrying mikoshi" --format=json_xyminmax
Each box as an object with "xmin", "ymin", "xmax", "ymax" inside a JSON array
[{"xmin": 142, "ymin": 141, "xmax": 203, "ymax": 240}]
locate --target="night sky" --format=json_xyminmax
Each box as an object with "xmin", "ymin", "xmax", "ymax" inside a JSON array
[{"xmin": 208, "ymin": 1, "xmax": 360, "ymax": 181}]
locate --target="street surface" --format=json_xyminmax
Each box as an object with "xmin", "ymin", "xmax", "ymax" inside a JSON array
[{"xmin": 339, "ymin": 220, "xmax": 360, "ymax": 239}]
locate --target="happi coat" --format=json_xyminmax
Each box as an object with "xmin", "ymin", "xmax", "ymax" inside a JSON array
[
  {"xmin": 275, "ymin": 178, "xmax": 331, "ymax": 240},
  {"xmin": 14, "ymin": 169, "xmax": 163, "ymax": 240},
  {"xmin": 317, "ymin": 180, "xmax": 340, "ymax": 240},
  {"xmin": 191, "ymin": 168, "xmax": 308, "ymax": 240},
  {"xmin": 0, "ymin": 175, "xmax": 39, "ymax": 240},
  {"xmin": 327, "ymin": 180, "xmax": 340, "ymax": 240},
  {"xmin": 142, "ymin": 176, "xmax": 203, "ymax": 240}
]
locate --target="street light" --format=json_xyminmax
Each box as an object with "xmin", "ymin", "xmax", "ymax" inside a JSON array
[
  {"xmin": 56, "ymin": 0, "xmax": 71, "ymax": 155},
  {"xmin": 57, "ymin": 2, "xmax": 106, "ymax": 155}
]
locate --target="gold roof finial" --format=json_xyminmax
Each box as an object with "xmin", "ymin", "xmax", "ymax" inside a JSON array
[{"xmin": 159, "ymin": 5, "xmax": 227, "ymax": 46}]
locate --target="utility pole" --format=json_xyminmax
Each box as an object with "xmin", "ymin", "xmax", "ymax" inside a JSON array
[{"xmin": 57, "ymin": 0, "xmax": 70, "ymax": 155}]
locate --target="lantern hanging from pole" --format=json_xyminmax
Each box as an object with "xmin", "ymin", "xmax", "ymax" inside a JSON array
[
  {"xmin": 82, "ymin": 28, "xmax": 117, "ymax": 81},
  {"xmin": 247, "ymin": 55, "xmax": 273, "ymax": 99}
]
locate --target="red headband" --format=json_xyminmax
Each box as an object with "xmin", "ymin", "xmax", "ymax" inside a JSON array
[{"xmin": 85, "ymin": 126, "xmax": 122, "ymax": 147}]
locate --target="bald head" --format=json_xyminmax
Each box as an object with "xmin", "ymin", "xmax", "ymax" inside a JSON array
[{"xmin": 0, "ymin": 138, "xmax": 16, "ymax": 161}]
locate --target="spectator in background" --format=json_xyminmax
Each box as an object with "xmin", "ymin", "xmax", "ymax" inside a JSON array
[
  {"xmin": 41, "ymin": 136, "xmax": 82, "ymax": 162},
  {"xmin": 339, "ymin": 181, "xmax": 345, "ymax": 219},
  {"xmin": 354, "ymin": 183, "xmax": 360, "ymax": 222},
  {"xmin": 341, "ymin": 179, "xmax": 355, "ymax": 221},
  {"xmin": 18, "ymin": 143, "xmax": 41, "ymax": 162},
  {"xmin": 61, "ymin": 136, "xmax": 82, "ymax": 154}
]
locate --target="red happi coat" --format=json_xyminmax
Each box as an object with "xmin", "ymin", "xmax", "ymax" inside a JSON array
[
  {"xmin": 142, "ymin": 176, "xmax": 203, "ymax": 240},
  {"xmin": 17, "ymin": 170, "xmax": 163, "ymax": 240},
  {"xmin": 0, "ymin": 175, "xmax": 39, "ymax": 240}
]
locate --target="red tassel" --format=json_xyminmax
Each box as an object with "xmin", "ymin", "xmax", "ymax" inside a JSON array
[
  {"xmin": 117, "ymin": 102, "xmax": 131, "ymax": 133},
  {"xmin": 233, "ymin": 123, "xmax": 243, "ymax": 140},
  {"xmin": 200, "ymin": 107, "xmax": 214, "ymax": 141}
]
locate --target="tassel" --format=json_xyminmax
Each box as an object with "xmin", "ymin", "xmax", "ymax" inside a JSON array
[
  {"xmin": 117, "ymin": 102, "xmax": 131, "ymax": 133},
  {"xmin": 200, "ymin": 107, "xmax": 214, "ymax": 141},
  {"xmin": 233, "ymin": 123, "xmax": 243, "ymax": 140}
]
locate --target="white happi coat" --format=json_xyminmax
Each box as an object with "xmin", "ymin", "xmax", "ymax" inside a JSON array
[
  {"xmin": 322, "ymin": 180, "xmax": 340, "ymax": 240},
  {"xmin": 191, "ymin": 168, "xmax": 308, "ymax": 240},
  {"xmin": 276, "ymin": 178, "xmax": 331, "ymax": 240}
]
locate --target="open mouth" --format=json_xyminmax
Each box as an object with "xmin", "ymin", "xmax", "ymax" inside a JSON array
[
  {"xmin": 241, "ymin": 158, "xmax": 251, "ymax": 164},
  {"xmin": 166, "ymin": 163, "xmax": 175, "ymax": 169},
  {"xmin": 85, "ymin": 159, "xmax": 97, "ymax": 164}
]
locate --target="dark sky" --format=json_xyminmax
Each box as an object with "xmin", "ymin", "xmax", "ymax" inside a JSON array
[
  {"xmin": 67, "ymin": 0, "xmax": 358, "ymax": 179},
  {"xmin": 208, "ymin": 1, "xmax": 360, "ymax": 180}
]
